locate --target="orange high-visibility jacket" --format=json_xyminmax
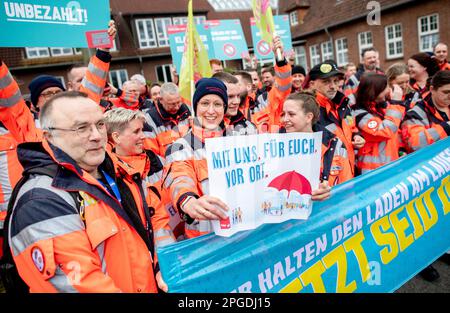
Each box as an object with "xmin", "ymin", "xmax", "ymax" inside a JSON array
[
  {"xmin": 353, "ymin": 101, "xmax": 406, "ymax": 173},
  {"xmin": 250, "ymin": 62, "xmax": 292, "ymax": 132},
  {"xmin": 314, "ymin": 124, "xmax": 354, "ymax": 187},
  {"xmin": 401, "ymin": 93, "xmax": 450, "ymax": 152},
  {"xmin": 0, "ymin": 62, "xmax": 40, "ymax": 250},
  {"xmin": 143, "ymin": 101, "xmax": 192, "ymax": 157},
  {"xmin": 115, "ymin": 150, "xmax": 181, "ymax": 247},
  {"xmin": 163, "ymin": 120, "xmax": 224, "ymax": 239},
  {"xmin": 315, "ymin": 91, "xmax": 359, "ymax": 176},
  {"xmin": 9, "ymin": 140, "xmax": 158, "ymax": 293},
  {"xmin": 79, "ymin": 50, "xmax": 111, "ymax": 107}
]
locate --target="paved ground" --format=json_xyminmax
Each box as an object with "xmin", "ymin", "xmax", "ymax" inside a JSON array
[
  {"xmin": 396, "ymin": 258, "xmax": 450, "ymax": 293},
  {"xmin": 1, "ymin": 260, "xmax": 448, "ymax": 293}
]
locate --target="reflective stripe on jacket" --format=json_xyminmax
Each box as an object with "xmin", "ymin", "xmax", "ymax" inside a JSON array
[
  {"xmin": 401, "ymin": 93, "xmax": 450, "ymax": 152},
  {"xmin": 143, "ymin": 101, "xmax": 192, "ymax": 157},
  {"xmin": 9, "ymin": 140, "xmax": 158, "ymax": 293},
  {"xmin": 354, "ymin": 101, "xmax": 406, "ymax": 173}
]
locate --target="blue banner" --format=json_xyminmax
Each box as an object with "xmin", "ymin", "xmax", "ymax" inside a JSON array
[
  {"xmin": 168, "ymin": 23, "xmax": 214, "ymax": 74},
  {"xmin": 158, "ymin": 137, "xmax": 450, "ymax": 293},
  {"xmin": 250, "ymin": 15, "xmax": 293, "ymax": 60},
  {"xmin": 207, "ymin": 19, "xmax": 249, "ymax": 61},
  {"xmin": 0, "ymin": 0, "xmax": 110, "ymax": 47}
]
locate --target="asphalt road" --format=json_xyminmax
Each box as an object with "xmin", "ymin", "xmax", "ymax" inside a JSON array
[{"xmin": 396, "ymin": 258, "xmax": 450, "ymax": 293}]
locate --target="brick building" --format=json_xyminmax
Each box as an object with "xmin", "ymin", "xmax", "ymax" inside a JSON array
[
  {"xmin": 1, "ymin": 0, "xmax": 448, "ymax": 95},
  {"xmin": 283, "ymin": 0, "xmax": 449, "ymax": 72}
]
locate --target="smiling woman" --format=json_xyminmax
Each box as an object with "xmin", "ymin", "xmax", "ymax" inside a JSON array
[{"xmin": 163, "ymin": 78, "xmax": 231, "ymax": 239}]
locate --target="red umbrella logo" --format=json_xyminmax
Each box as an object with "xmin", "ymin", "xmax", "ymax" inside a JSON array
[{"xmin": 267, "ymin": 171, "xmax": 312, "ymax": 196}]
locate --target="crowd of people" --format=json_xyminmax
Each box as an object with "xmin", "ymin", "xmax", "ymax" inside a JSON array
[{"xmin": 0, "ymin": 21, "xmax": 449, "ymax": 293}]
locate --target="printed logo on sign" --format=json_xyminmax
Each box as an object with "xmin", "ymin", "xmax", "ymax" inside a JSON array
[
  {"xmin": 31, "ymin": 247, "xmax": 45, "ymax": 273},
  {"xmin": 257, "ymin": 40, "xmax": 271, "ymax": 56},
  {"xmin": 223, "ymin": 43, "xmax": 236, "ymax": 57},
  {"xmin": 368, "ymin": 120, "xmax": 378, "ymax": 129}
]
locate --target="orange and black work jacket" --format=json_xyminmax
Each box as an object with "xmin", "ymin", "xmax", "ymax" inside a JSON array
[
  {"xmin": 79, "ymin": 49, "xmax": 111, "ymax": 108},
  {"xmin": 8, "ymin": 140, "xmax": 158, "ymax": 293},
  {"xmin": 163, "ymin": 119, "xmax": 224, "ymax": 239},
  {"xmin": 239, "ymin": 93, "xmax": 256, "ymax": 121},
  {"xmin": 410, "ymin": 81, "xmax": 430, "ymax": 100},
  {"xmin": 353, "ymin": 100, "xmax": 406, "ymax": 174},
  {"xmin": 143, "ymin": 100, "xmax": 191, "ymax": 158},
  {"xmin": 225, "ymin": 110, "xmax": 257, "ymax": 136},
  {"xmin": 315, "ymin": 91, "xmax": 359, "ymax": 177},
  {"xmin": 313, "ymin": 124, "xmax": 354, "ymax": 187},
  {"xmin": 115, "ymin": 150, "xmax": 180, "ymax": 247},
  {"xmin": 439, "ymin": 61, "xmax": 450, "ymax": 71},
  {"xmin": 401, "ymin": 93, "xmax": 450, "ymax": 152},
  {"xmin": 343, "ymin": 65, "xmax": 384, "ymax": 106},
  {"xmin": 0, "ymin": 61, "xmax": 40, "ymax": 244},
  {"xmin": 251, "ymin": 60, "xmax": 292, "ymax": 132}
]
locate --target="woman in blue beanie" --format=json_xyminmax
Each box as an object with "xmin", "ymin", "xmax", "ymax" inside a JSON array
[{"xmin": 162, "ymin": 77, "xmax": 230, "ymax": 239}]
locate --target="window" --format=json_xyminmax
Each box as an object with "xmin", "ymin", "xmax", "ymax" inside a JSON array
[
  {"xmin": 289, "ymin": 11, "xmax": 298, "ymax": 26},
  {"xmin": 173, "ymin": 16, "xmax": 206, "ymax": 25},
  {"xmin": 135, "ymin": 19, "xmax": 157, "ymax": 48},
  {"xmin": 418, "ymin": 14, "xmax": 439, "ymax": 52},
  {"xmin": 385, "ymin": 23, "xmax": 403, "ymax": 59},
  {"xmin": 358, "ymin": 31, "xmax": 373, "ymax": 56},
  {"xmin": 55, "ymin": 76, "xmax": 66, "ymax": 89},
  {"xmin": 294, "ymin": 46, "xmax": 308, "ymax": 71},
  {"xmin": 309, "ymin": 45, "xmax": 321, "ymax": 68},
  {"xmin": 25, "ymin": 47, "xmax": 50, "ymax": 59},
  {"xmin": 109, "ymin": 38, "xmax": 118, "ymax": 52},
  {"xmin": 155, "ymin": 18, "xmax": 172, "ymax": 47},
  {"xmin": 25, "ymin": 47, "xmax": 82, "ymax": 59},
  {"xmin": 321, "ymin": 41, "xmax": 333, "ymax": 62},
  {"xmin": 156, "ymin": 65, "xmax": 173, "ymax": 83},
  {"xmin": 335, "ymin": 38, "xmax": 348, "ymax": 66},
  {"xmin": 194, "ymin": 16, "xmax": 206, "ymax": 25},
  {"xmin": 109, "ymin": 69, "xmax": 128, "ymax": 89},
  {"xmin": 50, "ymin": 48, "xmax": 73, "ymax": 56},
  {"xmin": 173, "ymin": 17, "xmax": 188, "ymax": 25}
]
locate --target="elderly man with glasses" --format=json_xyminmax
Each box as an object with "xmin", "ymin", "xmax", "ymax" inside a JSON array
[{"xmin": 4, "ymin": 91, "xmax": 163, "ymax": 292}]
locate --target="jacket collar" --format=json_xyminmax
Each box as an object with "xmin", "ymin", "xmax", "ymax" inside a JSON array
[{"xmin": 156, "ymin": 100, "xmax": 191, "ymax": 123}]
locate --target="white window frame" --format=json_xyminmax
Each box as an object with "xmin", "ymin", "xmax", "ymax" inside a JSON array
[
  {"xmin": 294, "ymin": 46, "xmax": 308, "ymax": 72},
  {"xmin": 172, "ymin": 17, "xmax": 188, "ymax": 25},
  {"xmin": 385, "ymin": 23, "xmax": 403, "ymax": 59},
  {"xmin": 358, "ymin": 31, "xmax": 373, "ymax": 56},
  {"xmin": 418, "ymin": 14, "xmax": 439, "ymax": 52},
  {"xmin": 155, "ymin": 64, "xmax": 173, "ymax": 83},
  {"xmin": 135, "ymin": 18, "xmax": 157, "ymax": 49},
  {"xmin": 321, "ymin": 41, "xmax": 333, "ymax": 62},
  {"xmin": 25, "ymin": 47, "xmax": 50, "ymax": 59},
  {"xmin": 289, "ymin": 11, "xmax": 298, "ymax": 26},
  {"xmin": 50, "ymin": 47, "xmax": 74, "ymax": 57},
  {"xmin": 335, "ymin": 38, "xmax": 348, "ymax": 66},
  {"xmin": 74, "ymin": 48, "xmax": 83, "ymax": 55},
  {"xmin": 309, "ymin": 45, "xmax": 320, "ymax": 68},
  {"xmin": 194, "ymin": 16, "xmax": 206, "ymax": 25},
  {"xmin": 109, "ymin": 69, "xmax": 128, "ymax": 89},
  {"xmin": 155, "ymin": 17, "xmax": 172, "ymax": 47}
]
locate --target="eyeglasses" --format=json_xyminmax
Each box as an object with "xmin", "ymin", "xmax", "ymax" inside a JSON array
[
  {"xmin": 40, "ymin": 90, "xmax": 62, "ymax": 99},
  {"xmin": 47, "ymin": 120, "xmax": 107, "ymax": 139}
]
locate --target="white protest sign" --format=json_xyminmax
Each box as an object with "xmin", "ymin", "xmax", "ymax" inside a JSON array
[{"xmin": 205, "ymin": 132, "xmax": 322, "ymax": 237}]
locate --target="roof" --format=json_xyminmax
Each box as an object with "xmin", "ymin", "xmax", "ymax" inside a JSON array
[{"xmin": 282, "ymin": 0, "xmax": 418, "ymax": 38}]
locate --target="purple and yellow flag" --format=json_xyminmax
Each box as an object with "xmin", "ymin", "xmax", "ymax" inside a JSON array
[
  {"xmin": 179, "ymin": 0, "xmax": 212, "ymax": 106},
  {"xmin": 252, "ymin": 0, "xmax": 276, "ymax": 45}
]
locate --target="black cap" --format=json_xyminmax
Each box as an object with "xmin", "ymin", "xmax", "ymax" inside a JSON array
[
  {"xmin": 308, "ymin": 61, "xmax": 344, "ymax": 81},
  {"xmin": 292, "ymin": 65, "xmax": 306, "ymax": 76}
]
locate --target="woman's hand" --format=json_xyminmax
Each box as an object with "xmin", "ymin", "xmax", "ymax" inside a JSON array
[
  {"xmin": 183, "ymin": 195, "xmax": 229, "ymax": 220},
  {"xmin": 312, "ymin": 181, "xmax": 331, "ymax": 201}
]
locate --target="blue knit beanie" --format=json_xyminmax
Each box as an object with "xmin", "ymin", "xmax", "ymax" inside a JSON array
[
  {"xmin": 192, "ymin": 78, "xmax": 228, "ymax": 113},
  {"xmin": 28, "ymin": 75, "xmax": 65, "ymax": 107}
]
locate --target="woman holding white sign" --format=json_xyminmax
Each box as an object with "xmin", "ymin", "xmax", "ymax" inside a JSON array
[{"xmin": 280, "ymin": 92, "xmax": 346, "ymax": 189}]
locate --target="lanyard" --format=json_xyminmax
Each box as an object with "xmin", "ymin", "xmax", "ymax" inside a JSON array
[{"xmin": 99, "ymin": 170, "xmax": 122, "ymax": 203}]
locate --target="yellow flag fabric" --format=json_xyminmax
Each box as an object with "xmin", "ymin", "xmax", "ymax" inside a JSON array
[
  {"xmin": 179, "ymin": 0, "xmax": 212, "ymax": 106},
  {"xmin": 252, "ymin": 0, "xmax": 276, "ymax": 44}
]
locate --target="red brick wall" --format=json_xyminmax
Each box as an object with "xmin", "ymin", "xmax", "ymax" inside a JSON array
[{"xmin": 300, "ymin": 0, "xmax": 449, "ymax": 71}]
